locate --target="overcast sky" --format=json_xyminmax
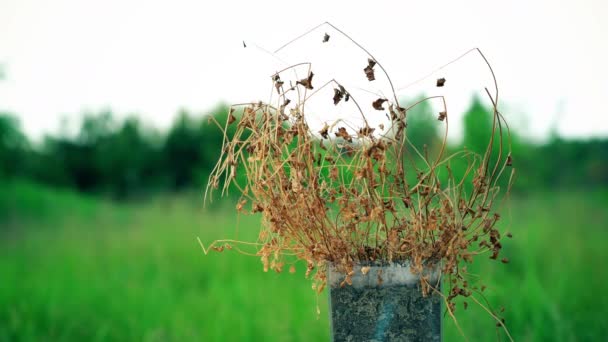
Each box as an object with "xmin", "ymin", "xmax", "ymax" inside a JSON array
[{"xmin": 1, "ymin": 0, "xmax": 607, "ymax": 141}]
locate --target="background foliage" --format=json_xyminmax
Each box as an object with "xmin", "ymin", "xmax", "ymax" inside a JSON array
[
  {"xmin": 2, "ymin": 99, "xmax": 606, "ymax": 198},
  {"xmin": 1, "ymin": 99, "xmax": 607, "ymax": 341}
]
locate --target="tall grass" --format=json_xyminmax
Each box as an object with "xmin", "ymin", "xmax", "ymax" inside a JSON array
[{"xmin": 1, "ymin": 181, "xmax": 606, "ymax": 341}]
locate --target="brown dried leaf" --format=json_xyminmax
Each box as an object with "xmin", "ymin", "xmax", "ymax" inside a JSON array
[
  {"xmin": 335, "ymin": 127, "xmax": 352, "ymax": 142},
  {"xmin": 228, "ymin": 112, "xmax": 236, "ymax": 125},
  {"xmin": 364, "ymin": 65, "xmax": 375, "ymax": 81},
  {"xmin": 274, "ymin": 83, "xmax": 284, "ymax": 95},
  {"xmin": 333, "ymin": 85, "xmax": 348, "ymax": 105},
  {"xmin": 361, "ymin": 266, "xmax": 371, "ymax": 275},
  {"xmin": 372, "ymin": 98, "xmax": 388, "ymax": 110},
  {"xmin": 296, "ymin": 71, "xmax": 314, "ymax": 90},
  {"xmin": 319, "ymin": 123, "xmax": 329, "ymax": 139},
  {"xmin": 271, "ymin": 74, "xmax": 284, "ymax": 94},
  {"xmin": 252, "ymin": 203, "xmax": 264, "ymax": 213},
  {"xmin": 358, "ymin": 126, "xmax": 375, "ymax": 137},
  {"xmin": 388, "ymin": 105, "xmax": 398, "ymax": 121},
  {"xmin": 367, "ymin": 58, "xmax": 376, "ymax": 69},
  {"xmin": 363, "ymin": 58, "xmax": 377, "ymax": 81},
  {"xmin": 333, "ymin": 88, "xmax": 343, "ymax": 105}
]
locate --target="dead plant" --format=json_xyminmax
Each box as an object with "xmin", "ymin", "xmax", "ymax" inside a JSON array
[{"xmin": 202, "ymin": 22, "xmax": 515, "ymax": 340}]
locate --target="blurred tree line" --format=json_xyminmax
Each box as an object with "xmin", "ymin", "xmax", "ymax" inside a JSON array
[
  {"xmin": 1, "ymin": 99, "xmax": 606, "ymax": 200},
  {"xmin": 0, "ymin": 106, "xmax": 229, "ymax": 199}
]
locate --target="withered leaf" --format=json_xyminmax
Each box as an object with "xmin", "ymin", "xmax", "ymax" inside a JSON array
[
  {"xmin": 228, "ymin": 112, "xmax": 236, "ymax": 125},
  {"xmin": 367, "ymin": 58, "xmax": 376, "ymax": 69},
  {"xmin": 436, "ymin": 77, "xmax": 446, "ymax": 87},
  {"xmin": 275, "ymin": 81, "xmax": 284, "ymax": 94},
  {"xmin": 358, "ymin": 126, "xmax": 375, "ymax": 137},
  {"xmin": 364, "ymin": 58, "xmax": 376, "ymax": 81},
  {"xmin": 323, "ymin": 33, "xmax": 330, "ymax": 43},
  {"xmin": 252, "ymin": 203, "xmax": 264, "ymax": 213},
  {"xmin": 388, "ymin": 104, "xmax": 398, "ymax": 121},
  {"xmin": 372, "ymin": 98, "xmax": 388, "ymax": 110},
  {"xmin": 438, "ymin": 111, "xmax": 447, "ymax": 121},
  {"xmin": 273, "ymin": 74, "xmax": 284, "ymax": 94},
  {"xmin": 319, "ymin": 123, "xmax": 329, "ymax": 139},
  {"xmin": 333, "ymin": 88, "xmax": 344, "ymax": 105},
  {"xmin": 296, "ymin": 71, "xmax": 314, "ymax": 90},
  {"xmin": 335, "ymin": 127, "xmax": 352, "ymax": 142},
  {"xmin": 395, "ymin": 106, "xmax": 406, "ymax": 119}
]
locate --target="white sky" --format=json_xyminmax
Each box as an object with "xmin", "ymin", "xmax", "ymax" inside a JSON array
[{"xmin": 1, "ymin": 0, "xmax": 607, "ymax": 141}]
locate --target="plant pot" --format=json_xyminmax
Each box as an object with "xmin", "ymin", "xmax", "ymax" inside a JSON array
[{"xmin": 328, "ymin": 261, "xmax": 442, "ymax": 342}]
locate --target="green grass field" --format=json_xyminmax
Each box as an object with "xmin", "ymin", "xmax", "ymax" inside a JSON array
[{"xmin": 1, "ymin": 181, "xmax": 607, "ymax": 341}]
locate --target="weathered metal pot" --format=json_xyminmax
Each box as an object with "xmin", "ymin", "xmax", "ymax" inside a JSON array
[{"xmin": 328, "ymin": 261, "xmax": 442, "ymax": 342}]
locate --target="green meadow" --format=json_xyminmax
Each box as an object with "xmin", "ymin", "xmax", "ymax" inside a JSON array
[{"xmin": 1, "ymin": 181, "xmax": 606, "ymax": 341}]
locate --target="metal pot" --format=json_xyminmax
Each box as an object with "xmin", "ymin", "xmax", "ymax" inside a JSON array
[{"xmin": 328, "ymin": 261, "xmax": 442, "ymax": 342}]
